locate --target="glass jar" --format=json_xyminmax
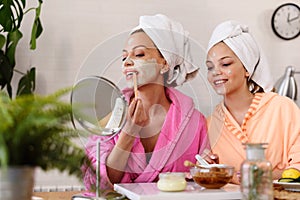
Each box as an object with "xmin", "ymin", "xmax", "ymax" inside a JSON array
[
  {"xmin": 240, "ymin": 143, "xmax": 273, "ymax": 200},
  {"xmin": 157, "ymin": 172, "xmax": 187, "ymax": 192}
]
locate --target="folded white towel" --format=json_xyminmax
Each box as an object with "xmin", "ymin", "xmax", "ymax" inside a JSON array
[
  {"xmin": 132, "ymin": 14, "xmax": 198, "ymax": 87},
  {"xmin": 207, "ymin": 20, "xmax": 274, "ymax": 92}
]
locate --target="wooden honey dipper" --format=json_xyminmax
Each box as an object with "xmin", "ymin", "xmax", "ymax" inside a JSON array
[{"xmin": 184, "ymin": 160, "xmax": 201, "ymax": 168}]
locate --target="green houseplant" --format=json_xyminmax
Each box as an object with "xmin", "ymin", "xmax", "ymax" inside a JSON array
[
  {"xmin": 0, "ymin": 0, "xmax": 43, "ymax": 98},
  {"xmin": 0, "ymin": 2, "xmax": 88, "ymax": 199},
  {"xmin": 0, "ymin": 88, "xmax": 86, "ymax": 199}
]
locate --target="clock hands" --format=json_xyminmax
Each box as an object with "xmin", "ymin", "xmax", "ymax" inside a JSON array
[
  {"xmin": 287, "ymin": 12, "xmax": 300, "ymax": 23},
  {"xmin": 289, "ymin": 15, "xmax": 299, "ymax": 22}
]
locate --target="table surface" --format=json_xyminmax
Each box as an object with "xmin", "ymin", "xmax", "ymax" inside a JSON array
[
  {"xmin": 114, "ymin": 182, "xmax": 242, "ymax": 200},
  {"xmin": 33, "ymin": 191, "xmax": 81, "ymax": 200},
  {"xmin": 32, "ymin": 184, "xmax": 300, "ymax": 200}
]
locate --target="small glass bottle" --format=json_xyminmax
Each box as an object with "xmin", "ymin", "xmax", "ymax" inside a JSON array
[{"xmin": 240, "ymin": 143, "xmax": 273, "ymax": 200}]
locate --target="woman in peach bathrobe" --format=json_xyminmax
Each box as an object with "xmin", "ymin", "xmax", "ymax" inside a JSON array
[
  {"xmin": 205, "ymin": 20, "xmax": 300, "ymax": 182},
  {"xmin": 82, "ymin": 14, "xmax": 210, "ymax": 192}
]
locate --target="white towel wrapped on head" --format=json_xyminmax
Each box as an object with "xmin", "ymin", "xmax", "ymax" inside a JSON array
[
  {"xmin": 132, "ymin": 14, "xmax": 198, "ymax": 87},
  {"xmin": 207, "ymin": 20, "xmax": 274, "ymax": 92}
]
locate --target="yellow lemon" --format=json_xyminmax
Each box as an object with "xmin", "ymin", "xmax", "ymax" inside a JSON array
[{"xmin": 282, "ymin": 168, "xmax": 300, "ymax": 179}]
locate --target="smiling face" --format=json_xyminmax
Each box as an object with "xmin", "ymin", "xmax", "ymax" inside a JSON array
[
  {"xmin": 206, "ymin": 42, "xmax": 249, "ymax": 96},
  {"xmin": 122, "ymin": 31, "xmax": 167, "ymax": 88}
]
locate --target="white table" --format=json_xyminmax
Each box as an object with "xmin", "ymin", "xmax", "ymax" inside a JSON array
[{"xmin": 114, "ymin": 182, "xmax": 242, "ymax": 200}]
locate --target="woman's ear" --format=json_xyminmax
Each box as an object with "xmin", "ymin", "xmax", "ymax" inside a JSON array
[
  {"xmin": 245, "ymin": 71, "xmax": 250, "ymax": 77},
  {"xmin": 160, "ymin": 61, "xmax": 170, "ymax": 74},
  {"xmin": 165, "ymin": 59, "xmax": 170, "ymax": 69}
]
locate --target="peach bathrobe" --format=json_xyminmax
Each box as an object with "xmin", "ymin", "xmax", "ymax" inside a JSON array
[
  {"xmin": 82, "ymin": 87, "xmax": 209, "ymax": 191},
  {"xmin": 208, "ymin": 92, "xmax": 300, "ymax": 180}
]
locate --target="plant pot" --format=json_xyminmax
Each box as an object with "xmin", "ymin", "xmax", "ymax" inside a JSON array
[{"xmin": 0, "ymin": 166, "xmax": 35, "ymax": 200}]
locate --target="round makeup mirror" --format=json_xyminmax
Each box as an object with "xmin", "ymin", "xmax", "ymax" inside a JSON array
[
  {"xmin": 71, "ymin": 76, "xmax": 127, "ymax": 139},
  {"xmin": 71, "ymin": 76, "xmax": 127, "ymax": 199}
]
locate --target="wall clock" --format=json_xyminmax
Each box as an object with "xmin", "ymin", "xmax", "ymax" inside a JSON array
[{"xmin": 271, "ymin": 3, "xmax": 300, "ymax": 40}]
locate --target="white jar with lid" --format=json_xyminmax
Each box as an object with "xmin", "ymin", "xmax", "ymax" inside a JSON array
[{"xmin": 157, "ymin": 172, "xmax": 187, "ymax": 192}]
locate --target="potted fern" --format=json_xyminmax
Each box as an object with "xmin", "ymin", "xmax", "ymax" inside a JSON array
[{"xmin": 0, "ymin": 88, "xmax": 86, "ymax": 200}]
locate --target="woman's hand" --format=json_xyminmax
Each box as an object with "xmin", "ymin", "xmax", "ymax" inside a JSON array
[
  {"xmin": 205, "ymin": 153, "xmax": 219, "ymax": 164},
  {"xmin": 201, "ymin": 149, "xmax": 220, "ymax": 164},
  {"xmin": 122, "ymin": 98, "xmax": 149, "ymax": 136},
  {"xmin": 231, "ymin": 171, "xmax": 241, "ymax": 184},
  {"xmin": 200, "ymin": 149, "xmax": 241, "ymax": 184}
]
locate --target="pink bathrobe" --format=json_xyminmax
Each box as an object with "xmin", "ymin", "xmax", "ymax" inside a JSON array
[
  {"xmin": 208, "ymin": 92, "xmax": 300, "ymax": 180},
  {"xmin": 82, "ymin": 87, "xmax": 209, "ymax": 191}
]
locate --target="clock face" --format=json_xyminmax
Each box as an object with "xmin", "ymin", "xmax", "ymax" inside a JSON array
[{"xmin": 271, "ymin": 3, "xmax": 300, "ymax": 40}]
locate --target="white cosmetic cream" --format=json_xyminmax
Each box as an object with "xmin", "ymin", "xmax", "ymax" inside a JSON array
[
  {"xmin": 157, "ymin": 172, "xmax": 187, "ymax": 192},
  {"xmin": 122, "ymin": 59, "xmax": 161, "ymax": 88}
]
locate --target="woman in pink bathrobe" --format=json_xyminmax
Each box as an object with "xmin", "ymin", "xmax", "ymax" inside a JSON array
[
  {"xmin": 82, "ymin": 14, "xmax": 210, "ymax": 192},
  {"xmin": 205, "ymin": 20, "xmax": 300, "ymax": 183}
]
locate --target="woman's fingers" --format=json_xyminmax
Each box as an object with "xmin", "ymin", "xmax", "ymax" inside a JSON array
[
  {"xmin": 123, "ymin": 98, "xmax": 149, "ymax": 135},
  {"xmin": 131, "ymin": 99, "xmax": 149, "ymax": 126},
  {"xmin": 201, "ymin": 149, "xmax": 219, "ymax": 164},
  {"xmin": 127, "ymin": 98, "xmax": 138, "ymax": 117},
  {"xmin": 208, "ymin": 153, "xmax": 219, "ymax": 164}
]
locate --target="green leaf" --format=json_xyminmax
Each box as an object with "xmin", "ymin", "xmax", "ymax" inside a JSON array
[
  {"xmin": 16, "ymin": 67, "xmax": 36, "ymax": 96},
  {"xmin": 0, "ymin": 34, "xmax": 5, "ymax": 49},
  {"xmin": 0, "ymin": 51, "xmax": 13, "ymax": 86},
  {"xmin": 30, "ymin": 1, "xmax": 43, "ymax": 50},
  {"xmin": 6, "ymin": 29, "xmax": 23, "ymax": 67},
  {"xmin": 0, "ymin": 91, "xmax": 12, "ymax": 166},
  {"xmin": 0, "ymin": 2, "xmax": 14, "ymax": 31},
  {"xmin": 0, "ymin": 135, "xmax": 9, "ymax": 167},
  {"xmin": 0, "ymin": 50, "xmax": 13, "ymax": 97},
  {"xmin": 0, "ymin": 0, "xmax": 25, "ymax": 32},
  {"xmin": 11, "ymin": 0, "xmax": 25, "ymax": 30}
]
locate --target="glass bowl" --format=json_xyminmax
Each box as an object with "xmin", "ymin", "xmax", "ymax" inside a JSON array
[{"xmin": 190, "ymin": 164, "xmax": 234, "ymax": 189}]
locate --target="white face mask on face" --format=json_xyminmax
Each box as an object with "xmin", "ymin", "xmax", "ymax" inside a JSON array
[{"xmin": 122, "ymin": 58, "xmax": 162, "ymax": 88}]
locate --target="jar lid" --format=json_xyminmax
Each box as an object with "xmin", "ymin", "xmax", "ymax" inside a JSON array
[
  {"xmin": 159, "ymin": 172, "xmax": 186, "ymax": 179},
  {"xmin": 243, "ymin": 143, "xmax": 268, "ymax": 149},
  {"xmin": 243, "ymin": 143, "xmax": 268, "ymax": 160}
]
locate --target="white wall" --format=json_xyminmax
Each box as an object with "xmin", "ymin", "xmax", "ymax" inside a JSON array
[{"xmin": 14, "ymin": 0, "xmax": 300, "ymax": 188}]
